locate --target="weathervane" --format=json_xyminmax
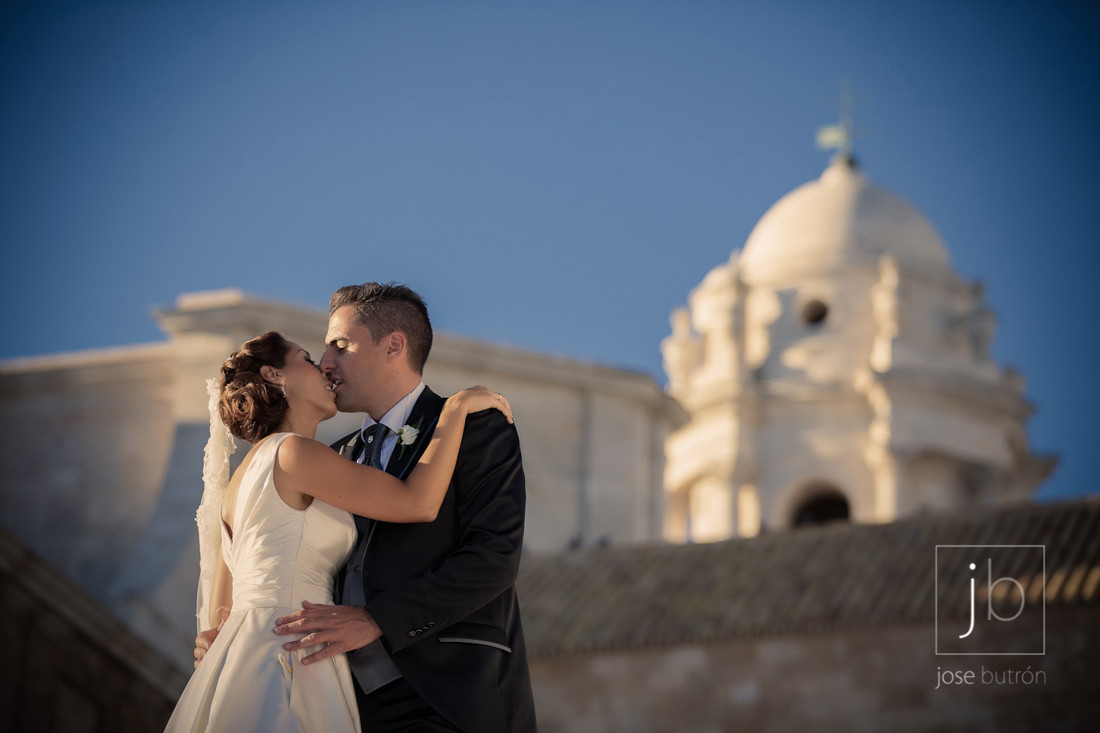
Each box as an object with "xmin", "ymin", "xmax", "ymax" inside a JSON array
[{"xmin": 816, "ymin": 81, "xmax": 859, "ymax": 161}]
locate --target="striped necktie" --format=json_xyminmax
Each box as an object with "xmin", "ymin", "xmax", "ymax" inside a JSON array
[{"xmin": 360, "ymin": 422, "xmax": 390, "ymax": 469}]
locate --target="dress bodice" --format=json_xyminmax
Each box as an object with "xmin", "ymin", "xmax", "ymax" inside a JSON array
[{"xmin": 223, "ymin": 432, "xmax": 357, "ymax": 611}]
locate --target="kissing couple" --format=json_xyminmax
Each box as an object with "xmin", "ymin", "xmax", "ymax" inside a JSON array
[{"xmin": 165, "ymin": 282, "xmax": 537, "ymax": 732}]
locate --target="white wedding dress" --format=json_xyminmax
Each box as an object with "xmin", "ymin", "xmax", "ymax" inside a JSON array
[{"xmin": 166, "ymin": 433, "xmax": 361, "ymax": 732}]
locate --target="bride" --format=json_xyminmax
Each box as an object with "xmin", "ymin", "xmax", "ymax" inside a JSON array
[{"xmin": 164, "ymin": 331, "xmax": 511, "ymax": 732}]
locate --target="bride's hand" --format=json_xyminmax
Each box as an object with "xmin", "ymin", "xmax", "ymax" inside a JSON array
[
  {"xmin": 448, "ymin": 386, "xmax": 514, "ymax": 423},
  {"xmin": 193, "ymin": 605, "xmax": 230, "ymax": 668}
]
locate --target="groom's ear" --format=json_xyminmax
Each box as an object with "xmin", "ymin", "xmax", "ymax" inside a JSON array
[{"xmin": 383, "ymin": 331, "xmax": 407, "ymax": 362}]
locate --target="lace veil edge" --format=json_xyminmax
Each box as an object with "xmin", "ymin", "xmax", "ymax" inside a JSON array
[{"xmin": 195, "ymin": 376, "xmax": 236, "ymax": 633}]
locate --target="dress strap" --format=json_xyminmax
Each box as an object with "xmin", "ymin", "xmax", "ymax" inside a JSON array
[{"xmin": 230, "ymin": 432, "xmax": 296, "ymax": 533}]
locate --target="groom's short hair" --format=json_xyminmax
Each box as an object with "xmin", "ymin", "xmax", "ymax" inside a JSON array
[{"xmin": 329, "ymin": 282, "xmax": 433, "ymax": 374}]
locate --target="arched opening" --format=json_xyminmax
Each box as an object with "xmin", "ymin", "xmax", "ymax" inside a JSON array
[{"xmin": 791, "ymin": 490, "xmax": 850, "ymax": 528}]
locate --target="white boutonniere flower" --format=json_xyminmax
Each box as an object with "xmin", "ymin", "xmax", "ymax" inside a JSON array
[
  {"xmin": 395, "ymin": 417, "xmax": 423, "ymax": 459},
  {"xmin": 396, "ymin": 423, "xmax": 419, "ymax": 446}
]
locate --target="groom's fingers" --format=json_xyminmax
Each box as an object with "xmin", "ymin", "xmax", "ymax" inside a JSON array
[
  {"xmin": 300, "ymin": 639, "xmax": 348, "ymax": 666},
  {"xmin": 278, "ymin": 606, "xmax": 383, "ymax": 661},
  {"xmin": 273, "ymin": 610, "xmax": 308, "ymax": 631},
  {"xmin": 274, "ymin": 600, "xmax": 334, "ymax": 631},
  {"xmin": 280, "ymin": 631, "xmax": 347, "ymax": 659}
]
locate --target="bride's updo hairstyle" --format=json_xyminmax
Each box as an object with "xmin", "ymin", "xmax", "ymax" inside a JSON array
[{"xmin": 218, "ymin": 331, "xmax": 291, "ymax": 443}]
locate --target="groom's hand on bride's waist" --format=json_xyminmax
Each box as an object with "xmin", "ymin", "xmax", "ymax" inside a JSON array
[{"xmin": 273, "ymin": 600, "xmax": 383, "ymax": 665}]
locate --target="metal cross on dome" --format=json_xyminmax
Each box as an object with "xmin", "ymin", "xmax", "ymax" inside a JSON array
[{"xmin": 816, "ymin": 81, "xmax": 862, "ymax": 159}]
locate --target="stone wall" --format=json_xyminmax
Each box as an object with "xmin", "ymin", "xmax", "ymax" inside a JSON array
[{"xmin": 529, "ymin": 607, "xmax": 1098, "ymax": 732}]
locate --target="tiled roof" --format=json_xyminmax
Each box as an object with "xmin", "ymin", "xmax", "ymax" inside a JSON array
[
  {"xmin": 0, "ymin": 527, "xmax": 190, "ymax": 697},
  {"xmin": 516, "ymin": 498, "xmax": 1100, "ymax": 659}
]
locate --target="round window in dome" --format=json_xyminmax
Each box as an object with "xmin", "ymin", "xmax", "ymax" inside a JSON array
[{"xmin": 801, "ymin": 299, "xmax": 829, "ymax": 326}]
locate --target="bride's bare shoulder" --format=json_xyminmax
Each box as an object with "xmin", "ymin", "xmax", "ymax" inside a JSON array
[{"xmin": 273, "ymin": 434, "xmax": 332, "ymax": 470}]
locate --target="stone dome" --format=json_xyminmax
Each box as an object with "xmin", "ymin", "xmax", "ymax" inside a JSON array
[{"xmin": 739, "ymin": 156, "xmax": 951, "ymax": 282}]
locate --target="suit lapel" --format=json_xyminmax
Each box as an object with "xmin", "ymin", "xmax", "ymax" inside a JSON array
[
  {"xmin": 384, "ymin": 387, "xmax": 447, "ymax": 481},
  {"xmin": 330, "ymin": 429, "xmax": 375, "ymax": 542},
  {"xmin": 335, "ymin": 429, "xmax": 365, "ymax": 461},
  {"xmin": 357, "ymin": 387, "xmax": 447, "ymax": 553}
]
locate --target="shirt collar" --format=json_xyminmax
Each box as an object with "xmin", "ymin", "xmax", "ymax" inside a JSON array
[{"xmin": 360, "ymin": 382, "xmax": 426, "ymax": 438}]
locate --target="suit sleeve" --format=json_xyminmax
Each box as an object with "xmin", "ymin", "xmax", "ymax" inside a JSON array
[{"xmin": 365, "ymin": 409, "xmax": 526, "ymax": 654}]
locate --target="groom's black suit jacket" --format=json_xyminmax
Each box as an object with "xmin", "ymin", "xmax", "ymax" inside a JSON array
[{"xmin": 332, "ymin": 387, "xmax": 536, "ymax": 733}]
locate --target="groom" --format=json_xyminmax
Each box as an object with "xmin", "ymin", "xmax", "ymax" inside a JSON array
[{"xmin": 274, "ymin": 282, "xmax": 536, "ymax": 732}]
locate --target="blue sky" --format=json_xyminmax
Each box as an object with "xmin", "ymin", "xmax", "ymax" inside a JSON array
[{"xmin": 2, "ymin": 1, "xmax": 1097, "ymax": 500}]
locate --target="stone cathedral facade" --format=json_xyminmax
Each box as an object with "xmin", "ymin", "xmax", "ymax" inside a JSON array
[{"xmin": 661, "ymin": 154, "xmax": 1055, "ymax": 543}]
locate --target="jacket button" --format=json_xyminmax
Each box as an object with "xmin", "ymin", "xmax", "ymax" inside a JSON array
[
  {"xmin": 427, "ymin": 622, "xmax": 435, "ymax": 628},
  {"xmin": 408, "ymin": 631, "xmax": 416, "ymax": 638}
]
